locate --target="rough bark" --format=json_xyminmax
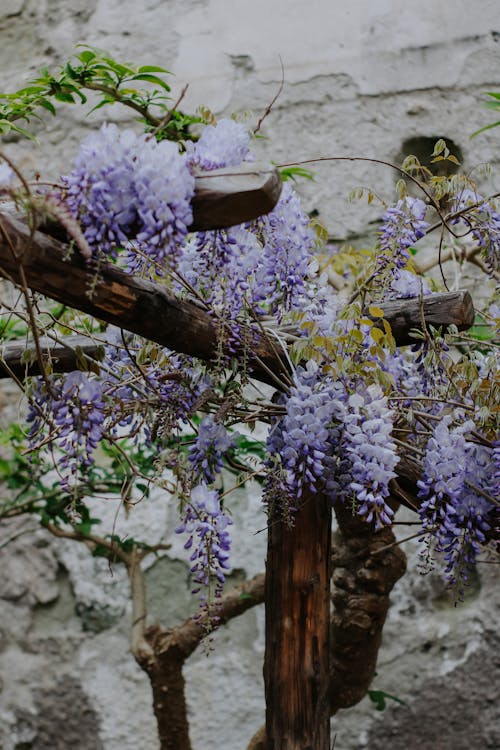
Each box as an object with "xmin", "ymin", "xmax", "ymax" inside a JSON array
[
  {"xmin": 247, "ymin": 505, "xmax": 407, "ymax": 750},
  {"xmin": 370, "ymin": 290, "xmax": 474, "ymax": 344},
  {"xmin": 264, "ymin": 492, "xmax": 332, "ymax": 750},
  {"xmin": 329, "ymin": 503, "xmax": 407, "ymax": 713},
  {"xmin": 136, "ymin": 628, "xmax": 192, "ymax": 750},
  {"xmin": 131, "ymin": 572, "xmax": 266, "ymax": 750}
]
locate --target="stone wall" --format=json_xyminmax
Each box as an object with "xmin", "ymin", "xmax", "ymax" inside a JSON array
[{"xmin": 0, "ymin": 2, "xmax": 499, "ymax": 749}]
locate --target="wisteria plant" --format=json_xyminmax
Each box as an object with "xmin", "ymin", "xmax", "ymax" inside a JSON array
[{"xmin": 0, "ymin": 47, "xmax": 498, "ymax": 750}]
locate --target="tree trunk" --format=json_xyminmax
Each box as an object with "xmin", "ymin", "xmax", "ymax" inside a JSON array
[
  {"xmin": 134, "ymin": 626, "xmax": 192, "ymax": 750},
  {"xmin": 264, "ymin": 492, "xmax": 332, "ymax": 750}
]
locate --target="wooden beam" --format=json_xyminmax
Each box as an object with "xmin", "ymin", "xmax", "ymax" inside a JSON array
[
  {"xmin": 190, "ymin": 163, "xmax": 282, "ymax": 231},
  {"xmin": 371, "ymin": 290, "xmax": 475, "ymax": 344},
  {"xmin": 264, "ymin": 491, "xmax": 332, "ymax": 750},
  {"xmin": 0, "ymin": 211, "xmax": 289, "ymax": 387},
  {"xmin": 0, "ymin": 209, "xmax": 474, "ymax": 383}
]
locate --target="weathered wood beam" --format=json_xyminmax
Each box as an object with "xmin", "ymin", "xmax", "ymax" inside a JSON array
[
  {"xmin": 0, "ymin": 212, "xmax": 289, "ymax": 387},
  {"xmin": 372, "ymin": 290, "xmax": 475, "ymax": 344},
  {"xmin": 0, "ymin": 209, "xmax": 474, "ymax": 383},
  {"xmin": 190, "ymin": 163, "xmax": 282, "ymax": 231},
  {"xmin": 0, "ymin": 335, "xmax": 105, "ymax": 378}
]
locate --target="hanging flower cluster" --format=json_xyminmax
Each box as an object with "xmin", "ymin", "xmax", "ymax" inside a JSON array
[
  {"xmin": 418, "ymin": 416, "xmax": 495, "ymax": 587},
  {"xmin": 266, "ymin": 364, "xmax": 399, "ymax": 531},
  {"xmin": 452, "ymin": 188, "xmax": 500, "ymax": 274},
  {"xmin": 186, "ymin": 118, "xmax": 251, "ymax": 171},
  {"xmin": 27, "ymin": 372, "xmax": 106, "ymax": 491},
  {"xmin": 378, "ymin": 196, "xmax": 429, "ymax": 269},
  {"xmin": 175, "ymin": 483, "xmax": 233, "ymax": 606},
  {"xmin": 63, "ymin": 123, "xmax": 195, "ymax": 269},
  {"xmin": 189, "ymin": 415, "xmax": 236, "ymax": 484}
]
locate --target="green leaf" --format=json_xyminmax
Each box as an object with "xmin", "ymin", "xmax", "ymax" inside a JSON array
[
  {"xmin": 78, "ymin": 50, "xmax": 97, "ymax": 64},
  {"xmin": 75, "ymin": 520, "xmax": 92, "ymax": 536},
  {"xmin": 53, "ymin": 91, "xmax": 75, "ymax": 103},
  {"xmin": 101, "ymin": 58, "xmax": 136, "ymax": 77},
  {"xmin": 130, "ymin": 73, "xmax": 171, "ymax": 90},
  {"xmin": 38, "ymin": 98, "xmax": 56, "ymax": 115},
  {"xmin": 368, "ymin": 689, "xmax": 406, "ymax": 711},
  {"xmin": 138, "ymin": 65, "xmax": 171, "ymax": 74},
  {"xmin": 279, "ymin": 166, "xmax": 315, "ymax": 182},
  {"xmin": 470, "ymin": 119, "xmax": 500, "ymax": 138}
]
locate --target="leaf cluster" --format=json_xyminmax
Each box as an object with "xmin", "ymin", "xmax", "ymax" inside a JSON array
[{"xmin": 0, "ymin": 46, "xmax": 202, "ymax": 143}]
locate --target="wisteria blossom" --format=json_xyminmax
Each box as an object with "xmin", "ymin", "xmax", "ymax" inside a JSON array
[
  {"xmin": 389, "ymin": 268, "xmax": 431, "ymax": 299},
  {"xmin": 186, "ymin": 118, "xmax": 251, "ymax": 171},
  {"xmin": 253, "ymin": 182, "xmax": 315, "ymax": 314},
  {"xmin": 340, "ymin": 385, "xmax": 398, "ymax": 529},
  {"xmin": 378, "ymin": 196, "xmax": 429, "ymax": 269},
  {"xmin": 452, "ymin": 188, "xmax": 500, "ymax": 273},
  {"xmin": 175, "ymin": 483, "xmax": 232, "ymax": 605},
  {"xmin": 277, "ymin": 361, "xmax": 339, "ymax": 497},
  {"xmin": 63, "ymin": 123, "xmax": 195, "ymax": 269},
  {"xmin": 189, "ymin": 415, "xmax": 236, "ymax": 484},
  {"xmin": 27, "ymin": 372, "xmax": 106, "ymax": 490},
  {"xmin": 418, "ymin": 416, "xmax": 494, "ymax": 587},
  {"xmin": 268, "ymin": 364, "xmax": 399, "ymax": 531}
]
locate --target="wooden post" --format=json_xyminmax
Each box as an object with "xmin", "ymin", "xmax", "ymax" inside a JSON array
[{"xmin": 264, "ymin": 492, "xmax": 332, "ymax": 750}]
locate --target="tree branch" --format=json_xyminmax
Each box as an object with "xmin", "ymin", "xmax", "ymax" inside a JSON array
[
  {"xmin": 128, "ymin": 548, "xmax": 156, "ymax": 666},
  {"xmin": 329, "ymin": 502, "xmax": 407, "ymax": 713}
]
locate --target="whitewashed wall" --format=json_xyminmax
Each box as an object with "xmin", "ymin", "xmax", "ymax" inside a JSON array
[{"xmin": 0, "ymin": 2, "xmax": 499, "ymax": 749}]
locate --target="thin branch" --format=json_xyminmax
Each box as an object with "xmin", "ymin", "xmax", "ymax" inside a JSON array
[
  {"xmin": 154, "ymin": 572, "xmax": 265, "ymax": 660},
  {"xmin": 253, "ymin": 56, "xmax": 285, "ymax": 134},
  {"xmin": 43, "ymin": 521, "xmax": 131, "ymax": 564},
  {"xmin": 146, "ymin": 84, "xmax": 189, "ymax": 141}
]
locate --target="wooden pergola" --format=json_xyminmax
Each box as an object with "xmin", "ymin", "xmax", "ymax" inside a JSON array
[{"xmin": 0, "ymin": 165, "xmax": 474, "ymax": 750}]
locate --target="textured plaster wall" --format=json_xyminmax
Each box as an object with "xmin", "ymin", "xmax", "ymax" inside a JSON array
[{"xmin": 0, "ymin": 2, "xmax": 499, "ymax": 749}]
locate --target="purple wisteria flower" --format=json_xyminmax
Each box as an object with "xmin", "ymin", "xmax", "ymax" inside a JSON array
[
  {"xmin": 452, "ymin": 188, "xmax": 500, "ymax": 274},
  {"xmin": 176, "ymin": 483, "xmax": 232, "ymax": 604},
  {"xmin": 62, "ymin": 123, "xmax": 194, "ymax": 270},
  {"xmin": 175, "ymin": 181, "xmax": 318, "ymax": 346},
  {"xmin": 266, "ymin": 365, "xmax": 398, "ymax": 530},
  {"xmin": 189, "ymin": 414, "xmax": 236, "ymax": 483},
  {"xmin": 388, "ymin": 268, "xmax": 431, "ymax": 299},
  {"xmin": 186, "ymin": 118, "xmax": 250, "ymax": 171},
  {"xmin": 340, "ymin": 384, "xmax": 398, "ymax": 529},
  {"xmin": 253, "ymin": 182, "xmax": 315, "ymax": 315},
  {"xmin": 378, "ymin": 196, "xmax": 429, "ymax": 269},
  {"xmin": 278, "ymin": 361, "xmax": 339, "ymax": 498},
  {"xmin": 28, "ymin": 372, "xmax": 106, "ymax": 491},
  {"xmin": 418, "ymin": 415, "xmax": 495, "ymax": 587}
]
